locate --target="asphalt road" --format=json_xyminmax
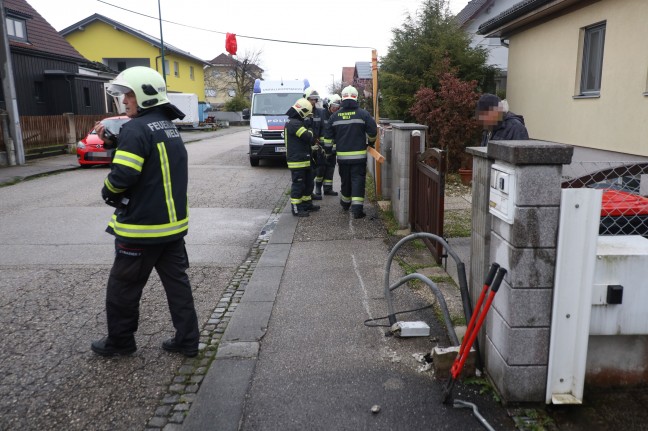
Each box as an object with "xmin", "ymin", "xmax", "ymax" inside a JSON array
[{"xmin": 0, "ymin": 129, "xmax": 289, "ymax": 430}]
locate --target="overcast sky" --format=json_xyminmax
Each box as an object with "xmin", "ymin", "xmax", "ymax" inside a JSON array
[{"xmin": 26, "ymin": 0, "xmax": 470, "ymax": 98}]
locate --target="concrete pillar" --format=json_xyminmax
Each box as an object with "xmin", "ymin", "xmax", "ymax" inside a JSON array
[
  {"xmin": 390, "ymin": 123, "xmax": 427, "ymax": 229},
  {"xmin": 479, "ymin": 140, "xmax": 573, "ymax": 403},
  {"xmin": 64, "ymin": 113, "xmax": 76, "ymax": 153}
]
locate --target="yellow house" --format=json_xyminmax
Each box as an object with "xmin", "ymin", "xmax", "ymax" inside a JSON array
[
  {"xmin": 60, "ymin": 14, "xmax": 208, "ymax": 100},
  {"xmin": 478, "ymin": 0, "xmax": 648, "ymax": 157}
]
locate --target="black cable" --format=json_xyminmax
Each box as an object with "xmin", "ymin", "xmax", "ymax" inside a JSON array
[
  {"xmin": 364, "ymin": 304, "xmax": 436, "ymax": 328},
  {"xmin": 98, "ymin": 0, "xmax": 375, "ymax": 49}
]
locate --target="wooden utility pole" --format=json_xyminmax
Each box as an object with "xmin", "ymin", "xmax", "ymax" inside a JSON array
[
  {"xmin": 371, "ymin": 49, "xmax": 381, "ymax": 196},
  {"xmin": 0, "ymin": 0, "xmax": 25, "ymax": 165}
]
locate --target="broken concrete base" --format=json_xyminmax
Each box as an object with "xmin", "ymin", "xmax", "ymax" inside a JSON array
[{"xmin": 432, "ymin": 345, "xmax": 476, "ymax": 379}]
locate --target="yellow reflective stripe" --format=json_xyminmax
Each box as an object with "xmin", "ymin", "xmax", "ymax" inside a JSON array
[
  {"xmin": 104, "ymin": 178, "xmax": 126, "ymax": 194},
  {"xmin": 322, "ymin": 138, "xmax": 332, "ymax": 144},
  {"xmin": 368, "ymin": 135, "xmax": 377, "ymax": 143},
  {"xmin": 337, "ymin": 150, "xmax": 367, "ymax": 156},
  {"xmin": 113, "ymin": 150, "xmax": 144, "ymax": 172},
  {"xmin": 157, "ymin": 142, "xmax": 177, "ymax": 222},
  {"xmin": 290, "ymin": 198, "xmax": 302, "ymax": 204},
  {"xmin": 296, "ymin": 126, "xmax": 308, "ymax": 138},
  {"xmin": 287, "ymin": 160, "xmax": 311, "ymax": 169},
  {"xmin": 109, "ymin": 215, "xmax": 189, "ymax": 238},
  {"xmin": 352, "ymin": 197, "xmax": 365, "ymax": 203}
]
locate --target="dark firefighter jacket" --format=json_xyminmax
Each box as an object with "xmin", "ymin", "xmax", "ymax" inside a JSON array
[
  {"xmin": 284, "ymin": 108, "xmax": 314, "ymax": 170},
  {"xmin": 102, "ymin": 103, "xmax": 189, "ymax": 244},
  {"xmin": 323, "ymin": 100, "xmax": 377, "ymax": 165}
]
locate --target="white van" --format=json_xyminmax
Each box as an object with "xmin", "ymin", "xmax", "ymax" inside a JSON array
[{"xmin": 242, "ymin": 78, "xmax": 309, "ymax": 166}]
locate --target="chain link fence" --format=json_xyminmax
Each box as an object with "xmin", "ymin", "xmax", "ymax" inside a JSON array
[{"xmin": 562, "ymin": 162, "xmax": 648, "ymax": 237}]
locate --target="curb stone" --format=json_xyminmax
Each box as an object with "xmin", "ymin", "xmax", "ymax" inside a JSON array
[{"xmin": 143, "ymin": 189, "xmax": 289, "ymax": 430}]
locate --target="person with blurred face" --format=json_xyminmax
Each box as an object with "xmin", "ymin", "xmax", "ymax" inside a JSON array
[{"xmin": 476, "ymin": 93, "xmax": 529, "ymax": 146}]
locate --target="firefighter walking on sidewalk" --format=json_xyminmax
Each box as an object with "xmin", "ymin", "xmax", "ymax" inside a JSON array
[
  {"xmin": 285, "ymin": 98, "xmax": 320, "ymax": 217},
  {"xmin": 324, "ymin": 86, "xmax": 377, "ymax": 219}
]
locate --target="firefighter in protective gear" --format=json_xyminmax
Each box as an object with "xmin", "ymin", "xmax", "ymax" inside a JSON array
[
  {"xmin": 91, "ymin": 66, "xmax": 200, "ymax": 358},
  {"xmin": 324, "ymin": 86, "xmax": 377, "ymax": 219},
  {"xmin": 303, "ymin": 88, "xmax": 327, "ymax": 200},
  {"xmin": 285, "ymin": 98, "xmax": 320, "ymax": 217},
  {"xmin": 319, "ymin": 94, "xmax": 341, "ymax": 196}
]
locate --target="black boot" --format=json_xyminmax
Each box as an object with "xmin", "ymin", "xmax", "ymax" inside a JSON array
[
  {"xmin": 351, "ymin": 206, "xmax": 366, "ymax": 219},
  {"xmin": 311, "ymin": 193, "xmax": 322, "ymax": 201},
  {"xmin": 323, "ymin": 186, "xmax": 338, "ymax": 196},
  {"xmin": 304, "ymin": 201, "xmax": 320, "ymax": 212},
  {"xmin": 315, "ymin": 182, "xmax": 323, "ymax": 196},
  {"xmin": 291, "ymin": 203, "xmax": 309, "ymax": 217},
  {"xmin": 341, "ymin": 202, "xmax": 350, "ymax": 211},
  {"xmin": 91, "ymin": 336, "xmax": 137, "ymax": 357}
]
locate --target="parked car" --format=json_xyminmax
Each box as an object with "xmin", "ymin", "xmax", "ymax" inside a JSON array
[
  {"xmin": 77, "ymin": 116, "xmax": 130, "ymax": 167},
  {"xmin": 599, "ymin": 188, "xmax": 648, "ymax": 236}
]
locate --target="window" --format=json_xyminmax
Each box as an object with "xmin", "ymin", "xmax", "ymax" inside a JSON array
[
  {"xmin": 34, "ymin": 81, "xmax": 44, "ymax": 103},
  {"xmin": 6, "ymin": 16, "xmax": 27, "ymax": 41},
  {"xmin": 174, "ymin": 61, "xmax": 179, "ymax": 77},
  {"xmin": 83, "ymin": 87, "xmax": 91, "ymax": 107},
  {"xmin": 164, "ymin": 60, "xmax": 170, "ymax": 75},
  {"xmin": 580, "ymin": 22, "xmax": 606, "ymax": 96},
  {"xmin": 190, "ymin": 66, "xmax": 194, "ymax": 80},
  {"xmin": 205, "ymin": 89, "xmax": 216, "ymax": 97},
  {"xmin": 228, "ymin": 89, "xmax": 236, "ymax": 97},
  {"xmin": 117, "ymin": 61, "xmax": 127, "ymax": 72}
]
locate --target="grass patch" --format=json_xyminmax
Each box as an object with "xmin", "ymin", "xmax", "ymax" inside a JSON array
[
  {"xmin": 464, "ymin": 376, "xmax": 501, "ymax": 403},
  {"xmin": 444, "ymin": 209, "xmax": 472, "ymax": 238}
]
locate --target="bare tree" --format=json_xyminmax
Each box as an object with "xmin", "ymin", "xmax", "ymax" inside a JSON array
[{"xmin": 205, "ymin": 49, "xmax": 263, "ymax": 103}]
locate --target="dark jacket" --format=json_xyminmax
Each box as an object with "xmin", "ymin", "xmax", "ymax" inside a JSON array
[
  {"xmin": 324, "ymin": 100, "xmax": 377, "ymax": 165},
  {"xmin": 102, "ymin": 104, "xmax": 189, "ymax": 244},
  {"xmin": 284, "ymin": 109, "xmax": 314, "ymax": 170},
  {"xmin": 480, "ymin": 112, "xmax": 529, "ymax": 146}
]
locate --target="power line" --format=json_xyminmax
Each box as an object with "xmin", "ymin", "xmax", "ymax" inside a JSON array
[{"xmin": 97, "ymin": 0, "xmax": 375, "ymax": 50}]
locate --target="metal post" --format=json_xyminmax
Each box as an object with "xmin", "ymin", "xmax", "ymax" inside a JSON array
[
  {"xmin": 0, "ymin": 0, "xmax": 25, "ymax": 165},
  {"xmin": 158, "ymin": 0, "xmax": 166, "ymax": 82}
]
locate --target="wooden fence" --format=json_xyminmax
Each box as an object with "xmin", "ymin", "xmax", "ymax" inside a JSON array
[{"xmin": 0, "ymin": 114, "xmax": 112, "ymax": 156}]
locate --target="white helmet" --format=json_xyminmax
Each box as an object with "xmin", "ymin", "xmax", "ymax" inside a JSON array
[
  {"xmin": 303, "ymin": 87, "xmax": 320, "ymax": 101},
  {"xmin": 106, "ymin": 66, "xmax": 169, "ymax": 109},
  {"xmin": 329, "ymin": 94, "xmax": 341, "ymax": 107},
  {"xmin": 291, "ymin": 98, "xmax": 313, "ymax": 119},
  {"xmin": 341, "ymin": 86, "xmax": 358, "ymax": 101}
]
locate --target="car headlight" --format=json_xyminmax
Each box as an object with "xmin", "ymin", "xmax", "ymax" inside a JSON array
[
  {"xmin": 77, "ymin": 141, "xmax": 85, "ymax": 149},
  {"xmin": 250, "ymin": 128, "xmax": 262, "ymax": 138}
]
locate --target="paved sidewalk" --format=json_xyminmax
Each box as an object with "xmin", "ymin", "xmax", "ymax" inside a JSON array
[{"xmin": 183, "ymin": 195, "xmax": 514, "ymax": 430}]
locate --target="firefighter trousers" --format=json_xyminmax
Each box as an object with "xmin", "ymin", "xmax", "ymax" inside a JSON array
[
  {"xmin": 315, "ymin": 153, "xmax": 336, "ymax": 191},
  {"xmin": 106, "ymin": 238, "xmax": 200, "ymax": 348},
  {"xmin": 338, "ymin": 162, "xmax": 366, "ymax": 210},
  {"xmin": 290, "ymin": 166, "xmax": 314, "ymax": 204}
]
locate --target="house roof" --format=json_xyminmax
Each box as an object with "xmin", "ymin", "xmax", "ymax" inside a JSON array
[
  {"xmin": 477, "ymin": 0, "xmax": 578, "ymax": 37},
  {"xmin": 455, "ymin": 0, "xmax": 492, "ymax": 27},
  {"xmin": 355, "ymin": 62, "xmax": 372, "ymax": 80},
  {"xmin": 59, "ymin": 13, "xmax": 210, "ymax": 65},
  {"xmin": 4, "ymin": 0, "xmax": 85, "ymax": 61},
  {"xmin": 342, "ymin": 67, "xmax": 354, "ymax": 85},
  {"xmin": 209, "ymin": 53, "xmax": 263, "ymax": 74}
]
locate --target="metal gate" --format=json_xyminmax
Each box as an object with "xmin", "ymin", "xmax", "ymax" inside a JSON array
[{"xmin": 408, "ymin": 133, "xmax": 446, "ymax": 263}]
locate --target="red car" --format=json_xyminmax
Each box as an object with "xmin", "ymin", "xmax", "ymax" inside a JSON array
[{"xmin": 76, "ymin": 116, "xmax": 130, "ymax": 167}]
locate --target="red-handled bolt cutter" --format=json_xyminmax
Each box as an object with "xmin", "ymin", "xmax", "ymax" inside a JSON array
[{"xmin": 442, "ymin": 263, "xmax": 507, "ymax": 404}]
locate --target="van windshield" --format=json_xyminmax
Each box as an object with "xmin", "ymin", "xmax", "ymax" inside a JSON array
[{"xmin": 252, "ymin": 93, "xmax": 302, "ymax": 116}]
